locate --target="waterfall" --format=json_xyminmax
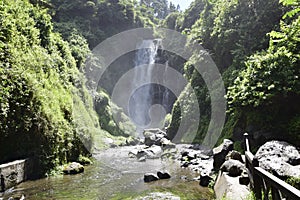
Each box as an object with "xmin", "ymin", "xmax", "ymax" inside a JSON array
[{"xmin": 130, "ymin": 39, "xmax": 166, "ymax": 133}]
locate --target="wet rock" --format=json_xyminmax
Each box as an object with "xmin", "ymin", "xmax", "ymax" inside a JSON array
[
  {"xmin": 226, "ymin": 150, "xmax": 243, "ymax": 163},
  {"xmin": 147, "ymin": 145, "xmax": 163, "ymax": 158},
  {"xmin": 143, "ymin": 129, "xmax": 167, "ymax": 146},
  {"xmin": 143, "ymin": 132, "xmax": 157, "ymax": 146},
  {"xmin": 136, "ymin": 150, "xmax": 147, "ymax": 159},
  {"xmin": 160, "ymin": 138, "xmax": 176, "ymax": 149},
  {"xmin": 144, "ymin": 173, "xmax": 159, "ymax": 182},
  {"xmin": 213, "ymin": 139, "xmax": 234, "ymax": 170},
  {"xmin": 136, "ymin": 145, "xmax": 163, "ymax": 159},
  {"xmin": 239, "ymin": 173, "xmax": 250, "ymax": 185},
  {"xmin": 157, "ymin": 170, "xmax": 171, "ymax": 179},
  {"xmin": 178, "ymin": 146, "xmax": 214, "ymax": 179},
  {"xmin": 126, "ymin": 138, "xmax": 140, "ymax": 146},
  {"xmin": 199, "ymin": 173, "xmax": 213, "ymax": 187},
  {"xmin": 128, "ymin": 149, "xmax": 139, "ymax": 158},
  {"xmin": 138, "ymin": 156, "xmax": 146, "ymax": 162},
  {"xmin": 255, "ymin": 140, "xmax": 300, "ymax": 177},
  {"xmin": 180, "ymin": 149, "xmax": 200, "ymax": 161},
  {"xmin": 110, "ymin": 143, "xmax": 118, "ymax": 148},
  {"xmin": 221, "ymin": 159, "xmax": 245, "ymax": 177},
  {"xmin": 63, "ymin": 162, "xmax": 84, "ymax": 175}
]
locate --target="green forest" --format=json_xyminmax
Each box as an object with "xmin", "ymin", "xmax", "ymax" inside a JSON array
[{"xmin": 0, "ymin": 0, "xmax": 299, "ymax": 183}]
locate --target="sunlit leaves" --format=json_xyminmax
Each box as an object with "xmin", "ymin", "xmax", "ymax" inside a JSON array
[
  {"xmin": 227, "ymin": 14, "xmax": 300, "ymax": 109},
  {"xmin": 0, "ymin": 0, "xmax": 96, "ymax": 173}
]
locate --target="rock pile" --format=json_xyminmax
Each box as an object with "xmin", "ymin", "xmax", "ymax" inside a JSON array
[{"xmin": 129, "ymin": 129, "xmax": 176, "ymax": 161}]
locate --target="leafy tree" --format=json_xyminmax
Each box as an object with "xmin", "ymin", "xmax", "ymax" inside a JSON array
[
  {"xmin": 167, "ymin": 0, "xmax": 292, "ymax": 146},
  {"xmin": 0, "ymin": 0, "xmax": 103, "ymax": 175},
  {"xmin": 226, "ymin": 0, "xmax": 300, "ymax": 145}
]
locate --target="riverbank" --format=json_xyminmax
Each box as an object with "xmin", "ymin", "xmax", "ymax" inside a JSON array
[
  {"xmin": 1, "ymin": 128, "xmax": 299, "ymax": 200},
  {"xmin": 0, "ymin": 145, "xmax": 213, "ymax": 200}
]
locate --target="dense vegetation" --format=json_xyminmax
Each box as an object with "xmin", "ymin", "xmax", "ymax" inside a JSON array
[
  {"xmin": 0, "ymin": 0, "xmax": 100, "ymax": 175},
  {"xmin": 166, "ymin": 0, "xmax": 300, "ymax": 148},
  {"xmin": 0, "ymin": 0, "xmax": 175, "ymax": 176},
  {"xmin": 0, "ymin": 0, "xmax": 299, "ymax": 177}
]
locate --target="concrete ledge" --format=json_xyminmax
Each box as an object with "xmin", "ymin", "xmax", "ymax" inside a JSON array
[{"xmin": 0, "ymin": 159, "xmax": 32, "ymax": 192}]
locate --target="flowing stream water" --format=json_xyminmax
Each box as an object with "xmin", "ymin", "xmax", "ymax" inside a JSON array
[{"xmin": 0, "ymin": 146, "xmax": 213, "ymax": 200}]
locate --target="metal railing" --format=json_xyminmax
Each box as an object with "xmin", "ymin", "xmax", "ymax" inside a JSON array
[{"xmin": 244, "ymin": 133, "xmax": 300, "ymax": 200}]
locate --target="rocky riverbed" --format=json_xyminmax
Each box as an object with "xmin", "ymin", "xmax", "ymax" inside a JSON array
[{"xmin": 1, "ymin": 128, "xmax": 299, "ymax": 200}]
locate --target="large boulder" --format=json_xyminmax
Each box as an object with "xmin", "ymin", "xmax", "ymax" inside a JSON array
[
  {"xmin": 213, "ymin": 139, "xmax": 234, "ymax": 170},
  {"xmin": 144, "ymin": 173, "xmax": 159, "ymax": 182},
  {"xmin": 157, "ymin": 170, "xmax": 171, "ymax": 179},
  {"xmin": 63, "ymin": 162, "xmax": 84, "ymax": 175},
  {"xmin": 221, "ymin": 159, "xmax": 245, "ymax": 177},
  {"xmin": 199, "ymin": 172, "xmax": 213, "ymax": 187},
  {"xmin": 255, "ymin": 140, "xmax": 300, "ymax": 178},
  {"xmin": 214, "ymin": 171, "xmax": 250, "ymax": 200},
  {"xmin": 135, "ymin": 145, "xmax": 163, "ymax": 159},
  {"xmin": 239, "ymin": 172, "xmax": 250, "ymax": 185},
  {"xmin": 226, "ymin": 150, "xmax": 244, "ymax": 163}
]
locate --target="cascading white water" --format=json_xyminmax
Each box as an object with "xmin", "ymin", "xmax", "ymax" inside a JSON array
[{"xmin": 130, "ymin": 39, "xmax": 165, "ymax": 132}]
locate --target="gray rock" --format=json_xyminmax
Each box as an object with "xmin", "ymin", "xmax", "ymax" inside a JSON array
[
  {"xmin": 147, "ymin": 145, "xmax": 163, "ymax": 158},
  {"xmin": 136, "ymin": 150, "xmax": 147, "ymax": 159},
  {"xmin": 160, "ymin": 138, "xmax": 176, "ymax": 149},
  {"xmin": 199, "ymin": 172, "xmax": 212, "ymax": 187},
  {"xmin": 128, "ymin": 149, "xmax": 139, "ymax": 158},
  {"xmin": 143, "ymin": 129, "xmax": 167, "ymax": 146},
  {"xmin": 136, "ymin": 145, "xmax": 163, "ymax": 159},
  {"xmin": 144, "ymin": 173, "xmax": 159, "ymax": 182},
  {"xmin": 143, "ymin": 131, "xmax": 157, "ymax": 146},
  {"xmin": 180, "ymin": 149, "xmax": 199, "ymax": 161},
  {"xmin": 239, "ymin": 173, "xmax": 250, "ymax": 185},
  {"xmin": 138, "ymin": 156, "xmax": 146, "ymax": 162},
  {"xmin": 63, "ymin": 162, "xmax": 84, "ymax": 175},
  {"xmin": 213, "ymin": 139, "xmax": 234, "ymax": 170},
  {"xmin": 214, "ymin": 171, "xmax": 250, "ymax": 200},
  {"xmin": 226, "ymin": 150, "xmax": 243, "ymax": 163},
  {"xmin": 157, "ymin": 170, "xmax": 171, "ymax": 179},
  {"xmin": 126, "ymin": 138, "xmax": 140, "ymax": 146},
  {"xmin": 255, "ymin": 140, "xmax": 300, "ymax": 177},
  {"xmin": 221, "ymin": 159, "xmax": 245, "ymax": 177}
]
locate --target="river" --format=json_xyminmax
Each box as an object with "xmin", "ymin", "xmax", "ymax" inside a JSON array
[{"xmin": 1, "ymin": 146, "xmax": 214, "ymax": 200}]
